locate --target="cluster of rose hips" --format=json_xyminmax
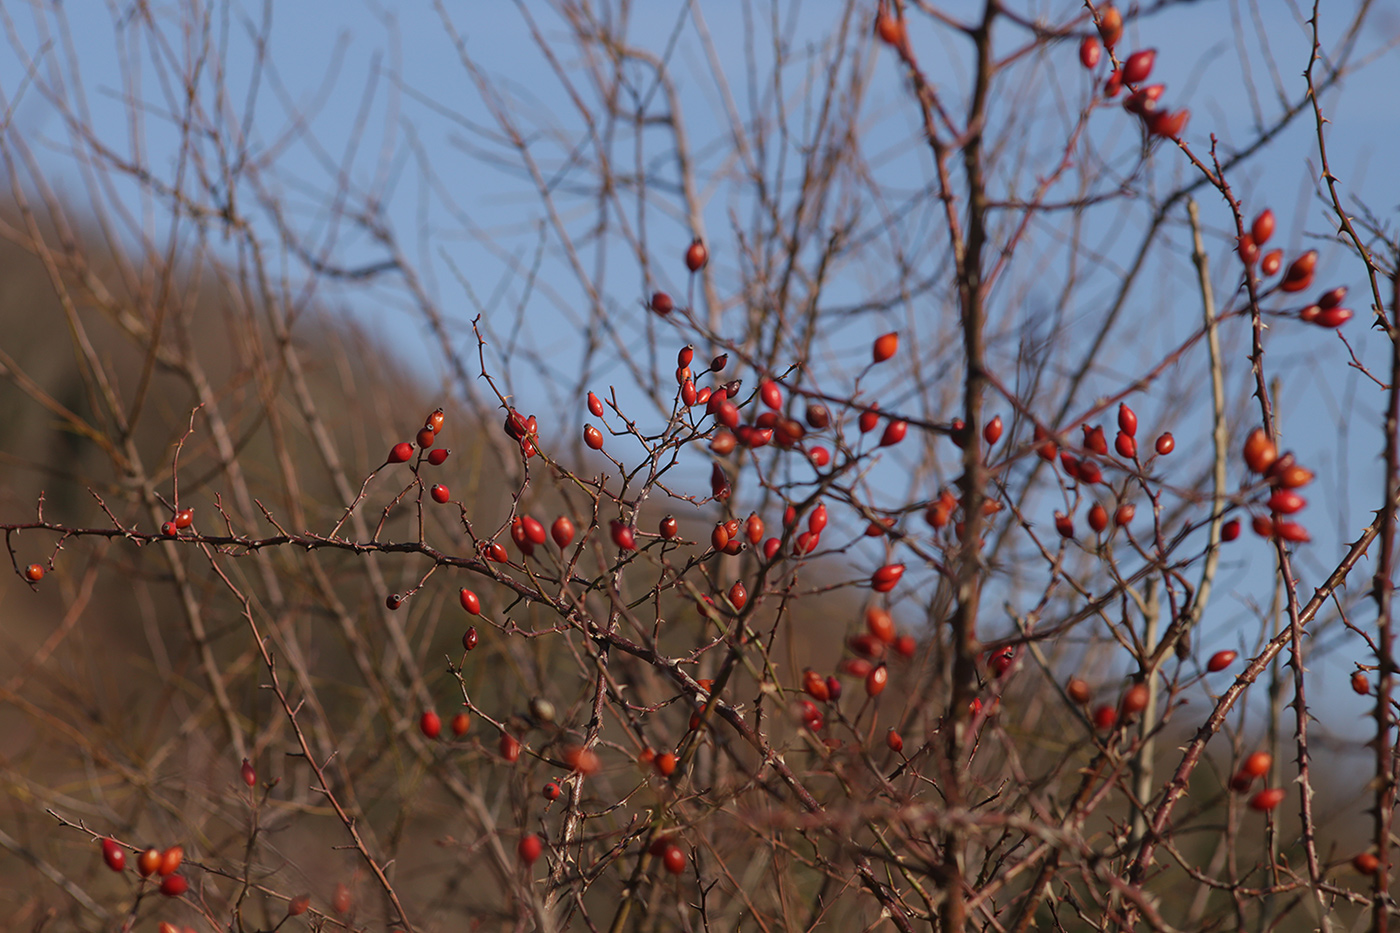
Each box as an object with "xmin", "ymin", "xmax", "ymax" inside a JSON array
[
  {"xmin": 1039, "ymin": 403, "xmax": 1169, "ymax": 540},
  {"xmin": 97, "ymin": 838, "xmax": 190, "ymax": 897},
  {"xmin": 159, "ymin": 507, "xmax": 196, "ymax": 538},
  {"xmin": 1241, "ymin": 426, "xmax": 1314, "ymax": 543},
  {"xmin": 387, "ymin": 407, "xmax": 453, "ymax": 467},
  {"xmin": 786, "ymin": 606, "xmax": 918, "ymax": 741},
  {"xmin": 1063, "ymin": 648, "xmax": 1237, "ymax": 733},
  {"xmin": 1078, "ymin": 7, "xmax": 1188, "ymax": 139},
  {"xmin": 1237, "ymin": 209, "xmax": 1352, "ymax": 327},
  {"xmin": 1228, "ymin": 752, "xmax": 1286, "ymax": 812}
]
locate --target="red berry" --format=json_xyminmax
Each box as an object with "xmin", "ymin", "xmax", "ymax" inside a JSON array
[
  {"xmin": 1092, "ymin": 704, "xmax": 1117, "ymax": 730},
  {"xmin": 685, "ymin": 239, "xmax": 708, "ymax": 272},
  {"xmin": 760, "ymin": 380, "xmax": 782, "ymax": 410},
  {"xmin": 1114, "ymin": 503, "xmax": 1135, "ymax": 527},
  {"xmin": 806, "ymin": 403, "xmax": 830, "ymax": 429},
  {"xmin": 1115, "ymin": 432, "xmax": 1137, "ymax": 459},
  {"xmin": 161, "ymin": 521, "xmax": 177, "ymax": 536},
  {"xmin": 460, "ymin": 589, "xmax": 481, "ymax": 616},
  {"xmin": 1121, "ymin": 683, "xmax": 1149, "ymax": 715},
  {"xmin": 499, "ymin": 733, "xmax": 521, "ymax": 763},
  {"xmin": 1078, "ymin": 459, "xmax": 1104, "ymax": 485},
  {"xmin": 1353, "ymin": 853, "xmax": 1380, "ymax": 875},
  {"xmin": 240, "ymin": 758, "xmax": 256, "ymax": 787},
  {"xmin": 1267, "ymin": 490, "xmax": 1306, "ymax": 515},
  {"xmin": 1352, "ymin": 671, "xmax": 1370, "ymax": 695},
  {"xmin": 463, "ymin": 626, "xmax": 479, "ymax": 650},
  {"xmin": 762, "ymin": 537, "xmax": 781, "ymax": 560},
  {"xmin": 288, "ymin": 894, "xmax": 311, "ymax": 916},
  {"xmin": 427, "ymin": 448, "xmax": 450, "ymax": 465},
  {"xmin": 859, "ymin": 407, "xmax": 880, "ymax": 433},
  {"xmin": 1121, "ymin": 48, "xmax": 1155, "ymax": 84},
  {"xmin": 659, "ymin": 515, "xmax": 678, "ymax": 539},
  {"xmin": 1086, "ymin": 503, "xmax": 1108, "ymax": 533},
  {"xmin": 157, "ymin": 846, "xmax": 183, "ymax": 877},
  {"xmin": 983, "ymin": 415, "xmax": 1003, "ymax": 445},
  {"xmin": 551, "ymin": 516, "xmax": 575, "ymax": 548},
  {"xmin": 24, "ymin": 563, "xmax": 44, "ymax": 582},
  {"xmin": 866, "ymin": 606, "xmax": 896, "ymax": 644},
  {"xmin": 174, "ymin": 508, "xmax": 194, "ymax": 529},
  {"xmin": 1281, "ymin": 250, "xmax": 1318, "ymax": 292},
  {"xmin": 1104, "ymin": 69, "xmax": 1123, "ymax": 98},
  {"xmin": 587, "ymin": 391, "xmax": 605, "ymax": 417},
  {"xmin": 543, "ymin": 782, "xmax": 561, "ymax": 801},
  {"xmin": 650, "ymin": 291, "xmax": 674, "ymax": 315},
  {"xmin": 842, "ymin": 658, "xmax": 874, "ymax": 679},
  {"xmin": 894, "ymin": 634, "xmax": 916, "ymax": 658},
  {"xmin": 137, "ymin": 848, "xmax": 161, "ymax": 876},
  {"xmin": 520, "ymin": 515, "xmax": 546, "ymax": 546},
  {"xmin": 808, "ymin": 502, "xmax": 829, "ymax": 534},
  {"xmin": 886, "ymin": 728, "xmax": 904, "ymax": 752},
  {"xmin": 875, "ymin": 12, "xmax": 902, "ymax": 46},
  {"xmin": 584, "ymin": 424, "xmax": 604, "ymax": 450},
  {"xmin": 1252, "ymin": 515, "xmax": 1275, "ymax": 538},
  {"xmin": 430, "ymin": 484, "xmax": 450, "ymax": 504},
  {"xmin": 1243, "ymin": 427, "xmax": 1277, "ymax": 474},
  {"xmin": 1249, "ymin": 787, "xmax": 1285, "ymax": 811},
  {"xmin": 1241, "ymin": 751, "xmax": 1272, "ymax": 778},
  {"xmin": 865, "ymin": 663, "xmax": 889, "ymax": 697},
  {"xmin": 1097, "ymin": 4, "xmax": 1122, "ymax": 48},
  {"xmin": 1207, "ymin": 650, "xmax": 1237, "ymax": 672},
  {"xmin": 744, "ymin": 513, "xmax": 765, "ymax": 545},
  {"xmin": 870, "ymin": 563, "xmax": 905, "ymax": 592},
  {"xmin": 1221, "ymin": 518, "xmax": 1240, "ymax": 541},
  {"xmin": 332, "ymin": 883, "xmax": 352, "ymax": 915},
  {"xmin": 655, "ymin": 752, "xmax": 677, "ymax": 777},
  {"xmin": 389, "ymin": 442, "xmax": 414, "ymax": 463},
  {"xmin": 101, "ymin": 838, "xmax": 125, "ymax": 872},
  {"xmin": 1260, "ymin": 249, "xmax": 1283, "ymax": 276},
  {"xmin": 518, "ymin": 834, "xmax": 543, "ymax": 865},
  {"xmin": 1154, "ymin": 432, "xmax": 1174, "ymax": 455},
  {"xmin": 420, "ymin": 711, "xmax": 441, "ymax": 739},
  {"xmin": 159, "ymin": 874, "xmax": 188, "ymax": 897},
  {"xmin": 728, "ymin": 580, "xmax": 748, "ymax": 609},
  {"xmin": 1319, "ymin": 286, "xmax": 1347, "ymax": 309},
  {"xmin": 562, "ymin": 744, "xmax": 600, "ymax": 775},
  {"xmin": 416, "ymin": 426, "xmax": 436, "ymax": 449},
  {"xmin": 610, "ymin": 520, "xmax": 636, "ymax": 551},
  {"xmin": 451, "ymin": 712, "xmax": 470, "ymax": 736},
  {"xmin": 1147, "ymin": 108, "xmax": 1189, "ymax": 139},
  {"xmin": 872, "ymin": 332, "xmax": 898, "ymax": 363},
  {"xmin": 1055, "ymin": 512, "xmax": 1074, "ymax": 539},
  {"xmin": 1067, "ymin": 679, "xmax": 1091, "ymax": 704},
  {"xmin": 1274, "ymin": 520, "xmax": 1310, "ymax": 543},
  {"xmin": 803, "ymin": 668, "xmax": 830, "ymax": 702},
  {"xmin": 1116, "ymin": 403, "xmax": 1137, "ymax": 436},
  {"xmin": 1081, "ymin": 425, "xmax": 1106, "ymax": 456},
  {"xmin": 1079, "ymin": 36, "xmax": 1101, "ymax": 69},
  {"xmin": 1312, "ymin": 307, "xmax": 1352, "ymax": 328},
  {"xmin": 1251, "ymin": 209, "xmax": 1276, "ymax": 246},
  {"xmin": 662, "ymin": 845, "xmax": 686, "ymax": 875},
  {"xmin": 385, "ymin": 594, "xmax": 403, "ymax": 611},
  {"xmin": 880, "ymin": 419, "xmax": 907, "ymax": 446}
]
